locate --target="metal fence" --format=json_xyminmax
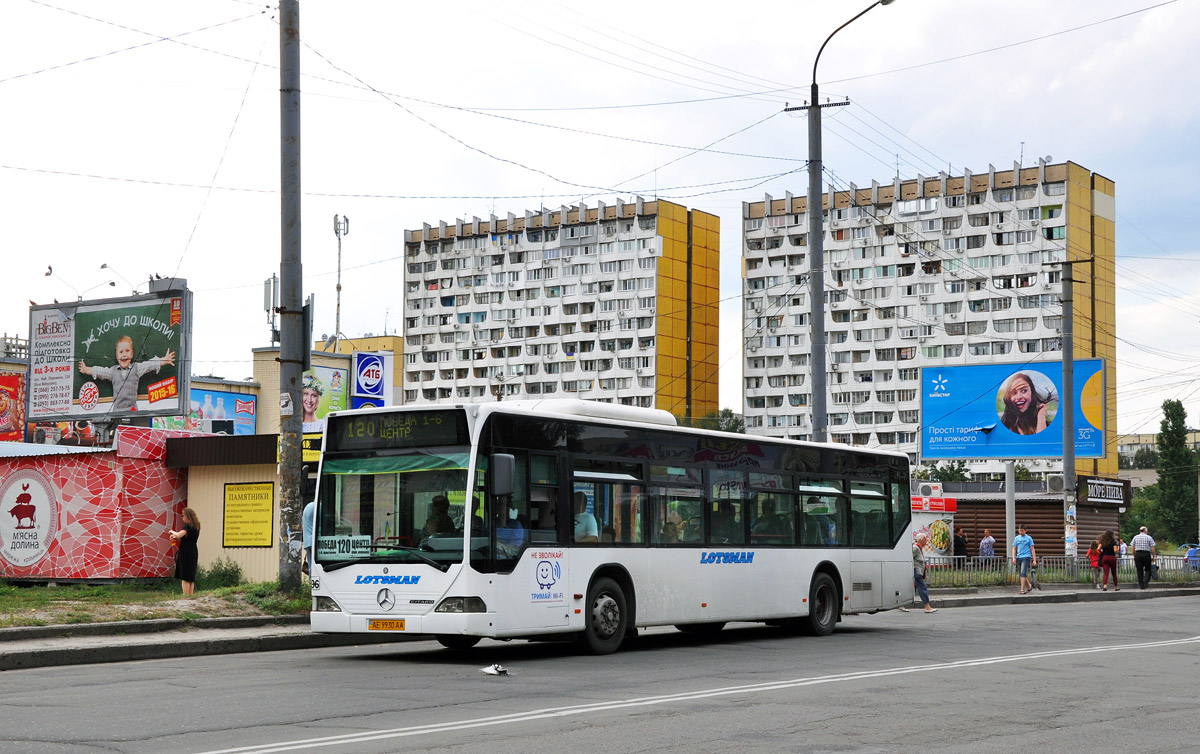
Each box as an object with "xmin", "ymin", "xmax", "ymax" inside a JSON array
[{"xmin": 923, "ymin": 554, "xmax": 1200, "ymax": 588}]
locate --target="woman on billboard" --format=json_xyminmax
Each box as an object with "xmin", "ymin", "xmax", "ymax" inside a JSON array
[{"xmin": 999, "ymin": 371, "xmax": 1057, "ymax": 435}]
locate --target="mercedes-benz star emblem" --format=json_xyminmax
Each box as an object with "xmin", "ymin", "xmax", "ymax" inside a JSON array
[{"xmin": 376, "ymin": 588, "xmax": 396, "ymax": 611}]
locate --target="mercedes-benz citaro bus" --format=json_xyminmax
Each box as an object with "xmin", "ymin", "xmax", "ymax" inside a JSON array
[{"xmin": 309, "ymin": 399, "xmax": 914, "ymax": 654}]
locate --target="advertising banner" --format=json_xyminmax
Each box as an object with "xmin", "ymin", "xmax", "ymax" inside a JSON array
[
  {"xmin": 301, "ymin": 364, "xmax": 348, "ymax": 433},
  {"xmin": 222, "ymin": 482, "xmax": 274, "ymax": 547},
  {"xmin": 153, "ymin": 388, "xmax": 257, "ymax": 435},
  {"xmin": 351, "ymin": 352, "xmax": 393, "ymax": 403},
  {"xmin": 28, "ymin": 291, "xmax": 191, "ymax": 422},
  {"xmin": 921, "ymin": 360, "xmax": 1105, "ymax": 460},
  {"xmin": 0, "ymin": 370, "xmax": 26, "ymax": 442}
]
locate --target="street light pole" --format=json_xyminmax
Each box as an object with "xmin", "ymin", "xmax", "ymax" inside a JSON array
[
  {"xmin": 333, "ymin": 215, "xmax": 349, "ymax": 352},
  {"xmin": 806, "ymin": 0, "xmax": 895, "ymax": 443}
]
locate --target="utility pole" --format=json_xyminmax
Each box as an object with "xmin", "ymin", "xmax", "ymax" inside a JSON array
[
  {"xmin": 333, "ymin": 215, "xmax": 349, "ymax": 351},
  {"xmin": 785, "ymin": 0, "xmax": 895, "ymax": 443},
  {"xmin": 1052, "ymin": 258, "xmax": 1090, "ymax": 558},
  {"xmin": 278, "ymin": 0, "xmax": 304, "ymax": 593}
]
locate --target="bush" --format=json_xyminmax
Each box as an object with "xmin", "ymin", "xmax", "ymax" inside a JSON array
[{"xmin": 197, "ymin": 557, "xmax": 243, "ymax": 590}]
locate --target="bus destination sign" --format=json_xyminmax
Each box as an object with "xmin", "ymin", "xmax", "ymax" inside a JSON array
[{"xmin": 329, "ymin": 410, "xmax": 465, "ymax": 452}]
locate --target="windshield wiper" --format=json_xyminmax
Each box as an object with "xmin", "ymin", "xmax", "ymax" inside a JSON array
[
  {"xmin": 369, "ymin": 544, "xmax": 450, "ymax": 571},
  {"xmin": 319, "ymin": 547, "xmax": 450, "ymax": 573}
]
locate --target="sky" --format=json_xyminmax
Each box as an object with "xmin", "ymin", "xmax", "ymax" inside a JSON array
[{"xmin": 2, "ymin": 0, "xmax": 1199, "ymax": 436}]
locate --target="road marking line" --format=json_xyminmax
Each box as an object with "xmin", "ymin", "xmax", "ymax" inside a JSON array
[{"xmin": 201, "ymin": 634, "xmax": 1200, "ymax": 753}]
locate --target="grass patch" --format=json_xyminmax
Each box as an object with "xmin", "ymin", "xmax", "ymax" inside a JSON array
[
  {"xmin": 242, "ymin": 580, "xmax": 311, "ymax": 615},
  {"xmin": 0, "ymin": 575, "xmax": 309, "ymax": 628}
]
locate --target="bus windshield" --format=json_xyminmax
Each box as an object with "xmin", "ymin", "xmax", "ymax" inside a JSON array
[{"xmin": 315, "ymin": 447, "xmax": 471, "ymax": 570}]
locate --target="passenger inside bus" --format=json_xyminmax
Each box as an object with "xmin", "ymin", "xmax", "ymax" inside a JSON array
[
  {"xmin": 495, "ymin": 505, "xmax": 526, "ymax": 557},
  {"xmin": 659, "ymin": 520, "xmax": 680, "ymax": 544},
  {"xmin": 573, "ymin": 491, "xmax": 599, "ymax": 543},
  {"xmin": 423, "ymin": 495, "xmax": 454, "ymax": 537},
  {"xmin": 751, "ymin": 498, "xmax": 788, "ymax": 536},
  {"xmin": 601, "ymin": 526, "xmax": 616, "ymax": 544}
]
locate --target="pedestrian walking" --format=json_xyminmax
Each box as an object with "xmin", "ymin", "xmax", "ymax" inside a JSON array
[
  {"xmin": 1098, "ymin": 529, "xmax": 1119, "ymax": 591},
  {"xmin": 1011, "ymin": 524, "xmax": 1037, "ymax": 594},
  {"xmin": 906, "ymin": 532, "xmax": 938, "ymax": 613},
  {"xmin": 1087, "ymin": 538, "xmax": 1102, "ymax": 589},
  {"xmin": 1130, "ymin": 525, "xmax": 1157, "ymax": 589},
  {"xmin": 1119, "ymin": 536, "xmax": 1128, "ymax": 560}
]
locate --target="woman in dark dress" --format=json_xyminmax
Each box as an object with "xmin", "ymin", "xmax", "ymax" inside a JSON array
[{"xmin": 169, "ymin": 507, "xmax": 201, "ymax": 596}]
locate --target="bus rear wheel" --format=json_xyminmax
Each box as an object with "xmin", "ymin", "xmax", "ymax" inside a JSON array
[
  {"xmin": 436, "ymin": 635, "xmax": 481, "ymax": 651},
  {"xmin": 802, "ymin": 572, "xmax": 839, "ymax": 636},
  {"xmin": 577, "ymin": 577, "xmax": 627, "ymax": 655}
]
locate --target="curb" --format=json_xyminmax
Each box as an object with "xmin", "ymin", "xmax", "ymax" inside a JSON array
[
  {"xmin": 930, "ymin": 585, "xmax": 1200, "ymax": 609},
  {"xmin": 0, "ymin": 614, "xmax": 309, "ymax": 643},
  {"xmin": 0, "ymin": 630, "xmax": 407, "ymax": 672}
]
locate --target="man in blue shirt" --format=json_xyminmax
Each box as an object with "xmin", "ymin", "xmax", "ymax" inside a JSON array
[{"xmin": 1011, "ymin": 524, "xmax": 1037, "ymax": 594}]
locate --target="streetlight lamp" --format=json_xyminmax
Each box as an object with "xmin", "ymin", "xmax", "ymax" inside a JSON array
[{"xmin": 806, "ymin": 0, "xmax": 895, "ymax": 443}]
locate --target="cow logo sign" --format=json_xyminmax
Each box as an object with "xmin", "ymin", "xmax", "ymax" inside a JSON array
[{"xmin": 0, "ymin": 470, "xmax": 60, "ymax": 568}]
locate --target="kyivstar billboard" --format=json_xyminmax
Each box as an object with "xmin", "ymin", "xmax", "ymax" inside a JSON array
[{"xmin": 921, "ymin": 360, "xmax": 1105, "ymax": 460}]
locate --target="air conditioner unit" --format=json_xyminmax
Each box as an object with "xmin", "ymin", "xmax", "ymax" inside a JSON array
[
  {"xmin": 948, "ymin": 313, "xmax": 958, "ymax": 320},
  {"xmin": 748, "ymin": 346, "xmax": 758, "ymax": 353},
  {"xmin": 918, "ymin": 482, "xmax": 942, "ymax": 498},
  {"xmin": 1046, "ymin": 474, "xmax": 1066, "ymax": 493},
  {"xmin": 943, "ymin": 229, "xmax": 952, "ymax": 236},
  {"xmin": 994, "ymin": 223, "xmax": 1003, "ymax": 229},
  {"xmin": 919, "ymin": 294, "xmax": 929, "ymax": 301},
  {"xmin": 1030, "ymin": 219, "xmax": 1039, "ymax": 226},
  {"xmin": 830, "ymin": 363, "xmax": 840, "ymax": 371}
]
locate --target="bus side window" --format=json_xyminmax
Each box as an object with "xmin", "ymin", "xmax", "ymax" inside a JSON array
[{"xmin": 531, "ymin": 486, "xmax": 558, "ymax": 543}]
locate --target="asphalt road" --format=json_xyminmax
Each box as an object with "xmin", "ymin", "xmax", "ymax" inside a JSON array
[{"xmin": 2, "ymin": 597, "xmax": 1197, "ymax": 754}]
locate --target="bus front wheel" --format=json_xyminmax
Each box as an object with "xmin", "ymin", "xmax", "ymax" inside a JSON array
[
  {"xmin": 436, "ymin": 634, "xmax": 481, "ymax": 651},
  {"xmin": 578, "ymin": 577, "xmax": 627, "ymax": 655},
  {"xmin": 803, "ymin": 572, "xmax": 839, "ymax": 636}
]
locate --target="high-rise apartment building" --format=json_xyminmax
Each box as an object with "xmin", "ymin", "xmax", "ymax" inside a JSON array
[
  {"xmin": 742, "ymin": 160, "xmax": 1116, "ymax": 479},
  {"xmin": 402, "ymin": 198, "xmax": 719, "ymax": 420}
]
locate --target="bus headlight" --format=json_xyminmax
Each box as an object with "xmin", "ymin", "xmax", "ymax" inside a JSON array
[
  {"xmin": 434, "ymin": 596, "xmax": 487, "ymax": 613},
  {"xmin": 313, "ymin": 596, "xmax": 342, "ymax": 612}
]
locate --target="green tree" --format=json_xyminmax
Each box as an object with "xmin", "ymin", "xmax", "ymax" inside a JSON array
[
  {"xmin": 1013, "ymin": 463, "xmax": 1037, "ymax": 481},
  {"xmin": 1154, "ymin": 400, "xmax": 1198, "ymax": 543},
  {"xmin": 1121, "ymin": 484, "xmax": 1156, "ymax": 543},
  {"xmin": 1132, "ymin": 447, "xmax": 1158, "ymax": 469},
  {"xmin": 691, "ymin": 408, "xmax": 744, "ymax": 434},
  {"xmin": 927, "ymin": 460, "xmax": 970, "ymax": 482}
]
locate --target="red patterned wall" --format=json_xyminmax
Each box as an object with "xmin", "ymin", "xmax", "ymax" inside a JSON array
[{"xmin": 0, "ymin": 427, "xmax": 190, "ymax": 579}]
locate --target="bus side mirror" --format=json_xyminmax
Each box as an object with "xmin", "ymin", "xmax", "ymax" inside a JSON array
[{"xmin": 490, "ymin": 453, "xmax": 515, "ymax": 499}]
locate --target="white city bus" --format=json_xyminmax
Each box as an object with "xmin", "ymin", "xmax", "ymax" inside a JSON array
[{"xmin": 309, "ymin": 399, "xmax": 914, "ymax": 654}]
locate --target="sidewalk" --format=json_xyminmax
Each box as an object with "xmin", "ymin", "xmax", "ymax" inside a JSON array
[{"xmin": 2, "ymin": 584, "xmax": 1197, "ymax": 671}]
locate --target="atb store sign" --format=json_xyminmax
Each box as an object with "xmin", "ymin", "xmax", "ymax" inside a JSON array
[{"xmin": 0, "ymin": 469, "xmax": 60, "ymax": 567}]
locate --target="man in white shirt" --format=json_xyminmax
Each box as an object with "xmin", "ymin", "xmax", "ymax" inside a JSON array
[{"xmin": 1130, "ymin": 526, "xmax": 1157, "ymax": 589}]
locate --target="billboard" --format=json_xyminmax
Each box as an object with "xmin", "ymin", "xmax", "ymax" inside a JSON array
[
  {"xmin": 301, "ymin": 364, "xmax": 348, "ymax": 433},
  {"xmin": 350, "ymin": 351, "xmax": 393, "ymax": 411},
  {"xmin": 29, "ymin": 290, "xmax": 192, "ymax": 422},
  {"xmin": 0, "ymin": 370, "xmax": 26, "ymax": 442},
  {"xmin": 921, "ymin": 360, "xmax": 1105, "ymax": 460},
  {"xmin": 153, "ymin": 388, "xmax": 258, "ymax": 435}
]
